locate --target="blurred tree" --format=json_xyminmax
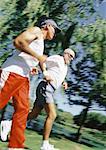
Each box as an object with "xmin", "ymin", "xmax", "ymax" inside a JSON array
[
  {"xmin": 73, "ymin": 19, "xmax": 106, "ymax": 108},
  {"xmin": 74, "ymin": 112, "xmax": 106, "ymax": 131},
  {"xmin": 43, "ymin": 0, "xmax": 96, "ymax": 54},
  {"xmin": 0, "ymin": 0, "xmax": 46, "ymax": 61},
  {"xmin": 66, "ymin": 53, "xmax": 99, "ymax": 141},
  {"xmin": 0, "ymin": 0, "xmax": 102, "ymax": 55},
  {"xmin": 56, "ymin": 109, "xmax": 73, "ymax": 125}
]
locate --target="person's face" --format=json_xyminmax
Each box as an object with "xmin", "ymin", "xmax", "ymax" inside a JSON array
[
  {"xmin": 64, "ymin": 52, "xmax": 75, "ymax": 64},
  {"xmin": 46, "ymin": 24, "xmax": 55, "ymax": 40}
]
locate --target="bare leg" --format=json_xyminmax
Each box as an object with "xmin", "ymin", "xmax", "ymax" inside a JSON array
[
  {"xmin": 43, "ymin": 103, "xmax": 57, "ymax": 140},
  {"xmin": 27, "ymin": 104, "xmax": 42, "ymax": 120}
]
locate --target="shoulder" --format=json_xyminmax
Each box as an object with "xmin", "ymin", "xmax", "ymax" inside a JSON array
[
  {"xmin": 18, "ymin": 26, "xmax": 43, "ymax": 39},
  {"xmin": 48, "ymin": 55, "xmax": 61, "ymax": 59},
  {"xmin": 28, "ymin": 26, "xmax": 42, "ymax": 35},
  {"xmin": 47, "ymin": 55, "xmax": 63, "ymax": 62},
  {"xmin": 27, "ymin": 26, "xmax": 42, "ymax": 33}
]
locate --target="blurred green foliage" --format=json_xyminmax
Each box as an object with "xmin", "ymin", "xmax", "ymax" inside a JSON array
[
  {"xmin": 56, "ymin": 109, "xmax": 73, "ymax": 125},
  {"xmin": 74, "ymin": 112, "xmax": 106, "ymax": 131}
]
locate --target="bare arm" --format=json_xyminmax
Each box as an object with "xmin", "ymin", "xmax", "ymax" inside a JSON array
[
  {"xmin": 39, "ymin": 60, "xmax": 53, "ymax": 82},
  {"xmin": 39, "ymin": 56, "xmax": 47, "ymax": 72},
  {"xmin": 13, "ymin": 27, "xmax": 45, "ymax": 62}
]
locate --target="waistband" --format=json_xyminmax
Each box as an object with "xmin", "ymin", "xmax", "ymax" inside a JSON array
[{"xmin": 42, "ymin": 80, "xmax": 56, "ymax": 91}]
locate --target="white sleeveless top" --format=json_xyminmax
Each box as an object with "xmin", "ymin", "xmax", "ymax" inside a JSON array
[
  {"xmin": 2, "ymin": 38, "xmax": 44, "ymax": 77},
  {"xmin": 46, "ymin": 55, "xmax": 68, "ymax": 89}
]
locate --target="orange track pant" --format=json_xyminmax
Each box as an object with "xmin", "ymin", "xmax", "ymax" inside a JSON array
[{"xmin": 0, "ymin": 70, "xmax": 29, "ymax": 148}]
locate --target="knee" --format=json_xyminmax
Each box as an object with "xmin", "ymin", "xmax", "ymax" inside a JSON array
[
  {"xmin": 27, "ymin": 110, "xmax": 37, "ymax": 120},
  {"xmin": 48, "ymin": 111, "xmax": 57, "ymax": 121}
]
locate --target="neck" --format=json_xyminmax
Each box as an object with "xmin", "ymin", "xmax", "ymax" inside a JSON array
[{"xmin": 41, "ymin": 28, "xmax": 47, "ymax": 39}]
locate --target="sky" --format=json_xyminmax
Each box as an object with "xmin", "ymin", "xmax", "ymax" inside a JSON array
[{"xmin": 96, "ymin": 0, "xmax": 106, "ymax": 18}]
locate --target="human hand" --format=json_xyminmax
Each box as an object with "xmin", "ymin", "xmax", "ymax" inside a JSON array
[
  {"xmin": 43, "ymin": 71, "xmax": 53, "ymax": 82},
  {"xmin": 38, "ymin": 55, "xmax": 47, "ymax": 63},
  {"xmin": 44, "ymin": 75, "xmax": 53, "ymax": 82},
  {"xmin": 62, "ymin": 81, "xmax": 68, "ymax": 90},
  {"xmin": 30, "ymin": 67, "xmax": 38, "ymax": 75}
]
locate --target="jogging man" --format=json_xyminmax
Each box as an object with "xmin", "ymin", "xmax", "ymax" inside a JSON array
[
  {"xmin": 28, "ymin": 48, "xmax": 75, "ymax": 150},
  {"xmin": 0, "ymin": 15, "xmax": 61, "ymax": 149}
]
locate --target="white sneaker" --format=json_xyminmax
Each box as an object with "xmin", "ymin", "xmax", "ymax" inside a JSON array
[
  {"xmin": 0, "ymin": 120, "xmax": 12, "ymax": 141},
  {"xmin": 40, "ymin": 143, "xmax": 60, "ymax": 150}
]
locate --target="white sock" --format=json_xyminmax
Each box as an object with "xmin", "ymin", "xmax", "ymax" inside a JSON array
[{"xmin": 42, "ymin": 140, "xmax": 49, "ymax": 146}]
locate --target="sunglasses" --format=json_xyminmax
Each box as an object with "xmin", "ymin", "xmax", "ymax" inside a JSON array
[{"xmin": 64, "ymin": 53, "xmax": 74, "ymax": 59}]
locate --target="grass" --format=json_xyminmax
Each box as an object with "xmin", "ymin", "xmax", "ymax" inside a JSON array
[
  {"xmin": 1, "ymin": 117, "xmax": 105, "ymax": 150},
  {"xmin": 0, "ymin": 129, "xmax": 104, "ymax": 150},
  {"xmin": 0, "ymin": 111, "xmax": 106, "ymax": 150}
]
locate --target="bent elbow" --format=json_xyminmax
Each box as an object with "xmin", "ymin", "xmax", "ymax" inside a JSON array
[
  {"xmin": 13, "ymin": 38, "xmax": 19, "ymax": 48},
  {"xmin": 13, "ymin": 38, "xmax": 24, "ymax": 50}
]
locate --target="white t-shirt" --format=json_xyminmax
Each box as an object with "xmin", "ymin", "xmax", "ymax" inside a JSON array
[
  {"xmin": 46, "ymin": 55, "xmax": 68, "ymax": 89},
  {"xmin": 2, "ymin": 38, "xmax": 44, "ymax": 78}
]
